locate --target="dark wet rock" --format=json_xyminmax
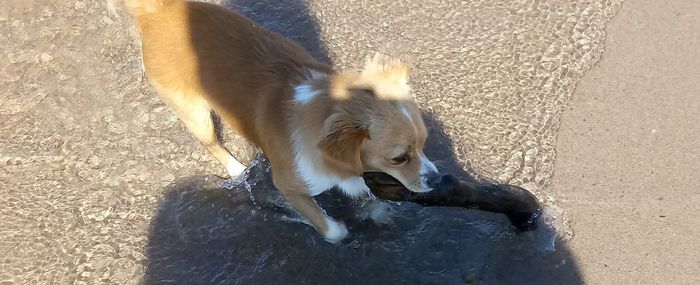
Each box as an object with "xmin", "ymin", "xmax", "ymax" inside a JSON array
[{"xmin": 364, "ymin": 172, "xmax": 542, "ymax": 231}]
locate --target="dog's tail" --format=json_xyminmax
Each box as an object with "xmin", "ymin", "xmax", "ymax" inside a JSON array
[{"xmin": 121, "ymin": 0, "xmax": 176, "ymax": 16}]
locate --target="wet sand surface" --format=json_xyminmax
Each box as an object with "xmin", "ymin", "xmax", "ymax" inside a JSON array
[
  {"xmin": 0, "ymin": 0, "xmax": 632, "ymax": 284},
  {"xmin": 552, "ymin": 0, "xmax": 700, "ymax": 283}
]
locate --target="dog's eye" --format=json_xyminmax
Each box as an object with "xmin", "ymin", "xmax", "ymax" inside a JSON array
[{"xmin": 391, "ymin": 153, "xmax": 409, "ymax": 165}]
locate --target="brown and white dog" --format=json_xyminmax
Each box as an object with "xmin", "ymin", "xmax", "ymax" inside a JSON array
[{"xmin": 123, "ymin": 0, "xmax": 439, "ymax": 242}]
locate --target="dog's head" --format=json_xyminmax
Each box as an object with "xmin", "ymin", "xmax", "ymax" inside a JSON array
[{"xmin": 318, "ymin": 55, "xmax": 439, "ymax": 192}]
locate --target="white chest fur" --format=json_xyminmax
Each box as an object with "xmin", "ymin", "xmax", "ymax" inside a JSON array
[
  {"xmin": 291, "ymin": 130, "xmax": 370, "ymax": 198},
  {"xmin": 292, "ymin": 142, "xmax": 370, "ymax": 197}
]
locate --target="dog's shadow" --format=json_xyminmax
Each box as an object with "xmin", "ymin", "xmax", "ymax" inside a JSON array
[{"xmin": 143, "ymin": 1, "xmax": 583, "ymax": 284}]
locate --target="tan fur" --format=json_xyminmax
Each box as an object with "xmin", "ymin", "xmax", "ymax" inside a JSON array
[{"xmin": 123, "ymin": 0, "xmax": 434, "ymax": 240}]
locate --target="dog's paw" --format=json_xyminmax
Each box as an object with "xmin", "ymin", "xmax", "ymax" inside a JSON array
[
  {"xmin": 338, "ymin": 176, "xmax": 371, "ymax": 199},
  {"xmin": 323, "ymin": 217, "xmax": 349, "ymax": 243},
  {"xmin": 226, "ymin": 159, "xmax": 247, "ymax": 178}
]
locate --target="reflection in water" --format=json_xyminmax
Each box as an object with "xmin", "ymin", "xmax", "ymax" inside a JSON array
[{"xmin": 144, "ymin": 155, "xmax": 581, "ymax": 284}]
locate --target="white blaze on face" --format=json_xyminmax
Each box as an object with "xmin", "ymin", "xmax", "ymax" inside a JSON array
[
  {"xmin": 419, "ymin": 153, "xmax": 439, "ymax": 191},
  {"xmin": 398, "ymin": 104, "xmax": 438, "ymax": 192},
  {"xmin": 419, "ymin": 154, "xmax": 438, "ymax": 175}
]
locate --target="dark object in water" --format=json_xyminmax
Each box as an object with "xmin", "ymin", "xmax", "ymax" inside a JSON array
[{"xmin": 363, "ymin": 173, "xmax": 542, "ymax": 231}]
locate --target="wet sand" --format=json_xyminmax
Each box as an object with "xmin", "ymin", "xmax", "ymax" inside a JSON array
[{"xmin": 553, "ymin": 0, "xmax": 700, "ymax": 283}]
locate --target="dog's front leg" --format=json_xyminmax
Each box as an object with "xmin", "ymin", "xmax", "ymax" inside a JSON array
[{"xmin": 281, "ymin": 191, "xmax": 348, "ymax": 243}]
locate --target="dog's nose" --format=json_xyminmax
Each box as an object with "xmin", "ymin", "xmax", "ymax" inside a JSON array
[{"xmin": 425, "ymin": 171, "xmax": 442, "ymax": 187}]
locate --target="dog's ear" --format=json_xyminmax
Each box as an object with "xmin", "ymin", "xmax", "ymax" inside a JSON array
[
  {"xmin": 318, "ymin": 111, "xmax": 370, "ymax": 177},
  {"xmin": 359, "ymin": 53, "xmax": 411, "ymax": 100},
  {"xmin": 361, "ymin": 53, "xmax": 409, "ymax": 86}
]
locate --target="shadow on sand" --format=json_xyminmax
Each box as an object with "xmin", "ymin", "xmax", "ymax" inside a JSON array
[{"xmin": 143, "ymin": 1, "xmax": 583, "ymax": 284}]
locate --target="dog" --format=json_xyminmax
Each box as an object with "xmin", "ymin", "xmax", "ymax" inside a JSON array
[{"xmin": 122, "ymin": 0, "xmax": 439, "ymax": 242}]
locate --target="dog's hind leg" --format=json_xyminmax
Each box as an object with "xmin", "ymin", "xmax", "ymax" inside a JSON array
[{"xmin": 158, "ymin": 88, "xmax": 246, "ymax": 178}]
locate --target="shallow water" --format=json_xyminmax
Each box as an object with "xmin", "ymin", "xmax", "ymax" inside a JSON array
[{"xmin": 0, "ymin": 0, "xmax": 622, "ymax": 283}]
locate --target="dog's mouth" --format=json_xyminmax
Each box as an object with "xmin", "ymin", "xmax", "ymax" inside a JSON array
[{"xmin": 362, "ymin": 171, "xmax": 441, "ymax": 193}]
